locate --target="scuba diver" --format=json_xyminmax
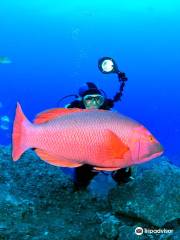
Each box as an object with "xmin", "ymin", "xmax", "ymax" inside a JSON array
[
  {"xmin": 65, "ymin": 81, "xmax": 114, "ymax": 110},
  {"xmin": 58, "ymin": 57, "xmax": 132, "ymax": 190}
]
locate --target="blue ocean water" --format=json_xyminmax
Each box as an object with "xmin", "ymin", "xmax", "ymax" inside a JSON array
[{"xmin": 0, "ymin": 0, "xmax": 179, "ymax": 166}]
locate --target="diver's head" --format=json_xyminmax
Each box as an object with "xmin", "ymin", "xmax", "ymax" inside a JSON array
[{"xmin": 78, "ymin": 82, "xmax": 105, "ymax": 109}]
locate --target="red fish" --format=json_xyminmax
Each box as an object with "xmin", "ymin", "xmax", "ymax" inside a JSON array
[{"xmin": 12, "ymin": 103, "xmax": 164, "ymax": 171}]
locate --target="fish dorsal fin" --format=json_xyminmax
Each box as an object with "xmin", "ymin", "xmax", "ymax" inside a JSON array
[
  {"xmin": 34, "ymin": 108, "xmax": 82, "ymax": 124},
  {"xmin": 35, "ymin": 149, "xmax": 82, "ymax": 167}
]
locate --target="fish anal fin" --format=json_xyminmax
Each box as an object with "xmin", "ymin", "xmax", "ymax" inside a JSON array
[
  {"xmin": 34, "ymin": 108, "xmax": 82, "ymax": 124},
  {"xmin": 35, "ymin": 149, "xmax": 82, "ymax": 168}
]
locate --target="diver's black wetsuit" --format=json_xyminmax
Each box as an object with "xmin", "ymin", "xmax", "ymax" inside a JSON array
[{"xmin": 67, "ymin": 99, "xmax": 132, "ymax": 190}]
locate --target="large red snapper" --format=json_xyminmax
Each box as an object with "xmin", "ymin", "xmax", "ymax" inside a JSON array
[{"xmin": 12, "ymin": 103, "xmax": 164, "ymax": 171}]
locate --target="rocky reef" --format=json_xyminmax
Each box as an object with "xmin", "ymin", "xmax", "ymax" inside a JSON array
[{"xmin": 0, "ymin": 145, "xmax": 179, "ymax": 240}]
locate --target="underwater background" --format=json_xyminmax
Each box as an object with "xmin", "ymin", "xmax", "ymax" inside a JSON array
[
  {"xmin": 0, "ymin": 0, "xmax": 180, "ymax": 164},
  {"xmin": 0, "ymin": 0, "xmax": 180, "ymax": 165},
  {"xmin": 0, "ymin": 1, "xmax": 180, "ymax": 240}
]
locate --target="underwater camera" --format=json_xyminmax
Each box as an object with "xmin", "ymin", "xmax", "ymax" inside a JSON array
[{"xmin": 98, "ymin": 57, "xmax": 119, "ymax": 74}]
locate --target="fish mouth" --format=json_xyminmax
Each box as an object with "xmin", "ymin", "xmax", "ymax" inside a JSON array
[
  {"xmin": 148, "ymin": 150, "xmax": 163, "ymax": 160},
  {"xmin": 141, "ymin": 145, "xmax": 164, "ymax": 162},
  {"xmin": 152, "ymin": 144, "xmax": 164, "ymax": 158},
  {"xmin": 138, "ymin": 143, "xmax": 164, "ymax": 163}
]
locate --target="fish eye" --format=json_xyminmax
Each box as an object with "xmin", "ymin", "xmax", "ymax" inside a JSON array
[{"xmin": 148, "ymin": 135, "xmax": 154, "ymax": 142}]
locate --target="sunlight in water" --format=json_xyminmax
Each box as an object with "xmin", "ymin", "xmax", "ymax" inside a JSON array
[{"xmin": 1, "ymin": 0, "xmax": 180, "ymax": 18}]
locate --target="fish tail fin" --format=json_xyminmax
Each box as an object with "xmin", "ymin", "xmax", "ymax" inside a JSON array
[{"xmin": 12, "ymin": 102, "xmax": 32, "ymax": 161}]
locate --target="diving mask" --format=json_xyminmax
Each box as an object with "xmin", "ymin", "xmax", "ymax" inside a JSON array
[{"xmin": 83, "ymin": 94, "xmax": 105, "ymax": 109}]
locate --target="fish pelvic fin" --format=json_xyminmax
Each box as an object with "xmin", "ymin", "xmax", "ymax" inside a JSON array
[
  {"xmin": 12, "ymin": 102, "xmax": 32, "ymax": 161},
  {"xmin": 93, "ymin": 166, "xmax": 120, "ymax": 171}
]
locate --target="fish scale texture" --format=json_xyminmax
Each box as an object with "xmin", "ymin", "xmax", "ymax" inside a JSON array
[{"xmin": 28, "ymin": 111, "xmax": 138, "ymax": 164}]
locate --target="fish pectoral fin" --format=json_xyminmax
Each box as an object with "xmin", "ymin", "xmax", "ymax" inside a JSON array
[
  {"xmin": 35, "ymin": 149, "xmax": 82, "ymax": 168},
  {"xmin": 97, "ymin": 130, "xmax": 130, "ymax": 160},
  {"xmin": 34, "ymin": 108, "xmax": 82, "ymax": 124},
  {"xmin": 93, "ymin": 166, "xmax": 121, "ymax": 171}
]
